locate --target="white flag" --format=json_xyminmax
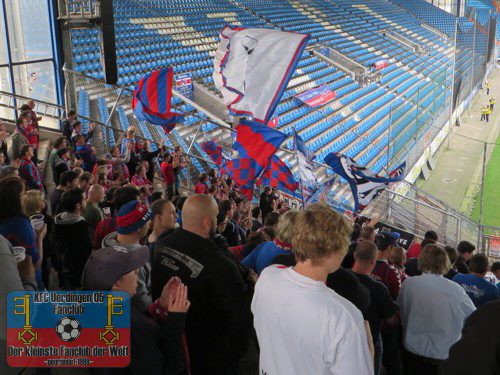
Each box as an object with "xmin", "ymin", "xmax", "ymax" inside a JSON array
[
  {"xmin": 293, "ymin": 128, "xmax": 317, "ymax": 202},
  {"xmin": 213, "ymin": 26, "xmax": 309, "ymax": 123}
]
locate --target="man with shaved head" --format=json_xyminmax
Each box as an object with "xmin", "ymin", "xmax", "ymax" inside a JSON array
[
  {"xmin": 151, "ymin": 194, "xmax": 253, "ymax": 375},
  {"xmin": 83, "ymin": 184, "xmax": 105, "ymax": 228}
]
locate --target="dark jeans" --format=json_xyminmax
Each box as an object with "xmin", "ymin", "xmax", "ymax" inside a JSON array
[
  {"xmin": 31, "ymin": 148, "xmax": 38, "ymax": 164},
  {"xmin": 174, "ymin": 173, "xmax": 181, "ymax": 195},
  {"xmin": 402, "ymin": 347, "xmax": 442, "ymax": 375},
  {"xmin": 374, "ymin": 334, "xmax": 383, "ymax": 375},
  {"xmin": 41, "ymin": 255, "xmax": 51, "ymax": 289},
  {"xmin": 381, "ymin": 325, "xmax": 402, "ymax": 375},
  {"xmin": 165, "ymin": 184, "xmax": 174, "ymax": 201}
]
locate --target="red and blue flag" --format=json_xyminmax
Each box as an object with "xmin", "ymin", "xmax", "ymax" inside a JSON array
[
  {"xmin": 221, "ymin": 158, "xmax": 257, "ymax": 200},
  {"xmin": 201, "ymin": 140, "xmax": 224, "ymax": 165},
  {"xmin": 132, "ymin": 68, "xmax": 184, "ymax": 134},
  {"xmin": 233, "ymin": 118, "xmax": 286, "ymax": 169},
  {"xmin": 257, "ymin": 155, "xmax": 298, "ymax": 192}
]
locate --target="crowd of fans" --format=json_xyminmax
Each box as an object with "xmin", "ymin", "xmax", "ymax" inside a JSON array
[{"xmin": 2, "ymin": 105, "xmax": 500, "ymax": 375}]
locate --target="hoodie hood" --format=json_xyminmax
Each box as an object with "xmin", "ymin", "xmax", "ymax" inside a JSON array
[
  {"xmin": 54, "ymin": 212, "xmax": 84, "ymax": 225},
  {"xmin": 101, "ymin": 231, "xmax": 143, "ymax": 251}
]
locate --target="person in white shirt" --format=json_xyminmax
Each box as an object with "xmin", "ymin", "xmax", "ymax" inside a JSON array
[
  {"xmin": 397, "ymin": 244, "xmax": 476, "ymax": 375},
  {"xmin": 252, "ymin": 203, "xmax": 374, "ymax": 375}
]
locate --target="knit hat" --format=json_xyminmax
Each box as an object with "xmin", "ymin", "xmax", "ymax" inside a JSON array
[
  {"xmin": 116, "ymin": 200, "xmax": 152, "ymax": 235},
  {"xmin": 82, "ymin": 245, "xmax": 149, "ymax": 290}
]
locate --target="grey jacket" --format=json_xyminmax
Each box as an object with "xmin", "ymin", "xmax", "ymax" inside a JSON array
[
  {"xmin": 102, "ymin": 231, "xmax": 152, "ymax": 312},
  {"xmin": 10, "ymin": 130, "xmax": 28, "ymax": 160},
  {"xmin": 0, "ymin": 234, "xmax": 36, "ymax": 375}
]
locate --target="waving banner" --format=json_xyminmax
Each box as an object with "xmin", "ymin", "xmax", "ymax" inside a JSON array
[
  {"xmin": 132, "ymin": 68, "xmax": 184, "ymax": 134},
  {"xmin": 325, "ymin": 153, "xmax": 406, "ymax": 213},
  {"xmin": 213, "ymin": 26, "xmax": 309, "ymax": 123}
]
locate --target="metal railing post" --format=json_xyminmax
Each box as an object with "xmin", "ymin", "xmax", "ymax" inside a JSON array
[
  {"xmin": 468, "ymin": 12, "xmax": 477, "ymax": 116},
  {"xmin": 478, "ymin": 142, "xmax": 487, "ymax": 247},
  {"xmin": 103, "ymin": 87, "xmax": 125, "ymax": 153},
  {"xmin": 447, "ymin": 18, "xmax": 458, "ymax": 149},
  {"xmin": 187, "ymin": 120, "xmax": 204, "ymax": 154}
]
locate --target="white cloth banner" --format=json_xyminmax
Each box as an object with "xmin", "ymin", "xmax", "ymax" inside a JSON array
[
  {"xmin": 213, "ymin": 26, "xmax": 309, "ymax": 123},
  {"xmin": 297, "ymin": 151, "xmax": 317, "ymax": 193}
]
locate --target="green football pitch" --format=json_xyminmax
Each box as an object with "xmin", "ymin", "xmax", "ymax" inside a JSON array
[{"xmin": 472, "ymin": 135, "xmax": 500, "ymax": 227}]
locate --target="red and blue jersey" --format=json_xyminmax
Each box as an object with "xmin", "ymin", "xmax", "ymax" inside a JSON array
[
  {"xmin": 131, "ymin": 174, "xmax": 151, "ymax": 187},
  {"xmin": 0, "ymin": 216, "xmax": 39, "ymax": 264},
  {"xmin": 19, "ymin": 157, "xmax": 43, "ymax": 190},
  {"xmin": 371, "ymin": 259, "xmax": 401, "ymax": 300},
  {"xmin": 76, "ymin": 144, "xmax": 95, "ymax": 172}
]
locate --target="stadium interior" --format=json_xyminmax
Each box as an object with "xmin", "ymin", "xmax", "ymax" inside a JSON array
[{"xmin": 0, "ymin": 0, "xmax": 498, "ymax": 247}]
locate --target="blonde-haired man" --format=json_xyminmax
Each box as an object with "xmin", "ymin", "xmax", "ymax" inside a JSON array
[{"xmin": 252, "ymin": 203, "xmax": 374, "ymax": 375}]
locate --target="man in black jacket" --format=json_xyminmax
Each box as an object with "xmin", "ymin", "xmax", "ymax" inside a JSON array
[
  {"xmin": 83, "ymin": 244, "xmax": 189, "ymax": 375},
  {"xmin": 60, "ymin": 110, "xmax": 77, "ymax": 141},
  {"xmin": 50, "ymin": 170, "xmax": 79, "ymax": 216},
  {"xmin": 152, "ymin": 194, "xmax": 253, "ymax": 375},
  {"xmin": 139, "ymin": 139, "xmax": 164, "ymax": 182},
  {"xmin": 439, "ymin": 301, "xmax": 500, "ymax": 375},
  {"xmin": 219, "ymin": 199, "xmax": 240, "ymax": 246},
  {"xmin": 52, "ymin": 188, "xmax": 94, "ymax": 289},
  {"xmin": 52, "ymin": 147, "xmax": 71, "ymax": 186},
  {"xmin": 456, "ymin": 240, "xmax": 475, "ymax": 274},
  {"xmin": 259, "ymin": 186, "xmax": 273, "ymax": 222}
]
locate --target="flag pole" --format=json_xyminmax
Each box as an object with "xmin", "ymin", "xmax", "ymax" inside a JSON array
[
  {"xmin": 293, "ymin": 140, "xmax": 306, "ymax": 209},
  {"xmin": 468, "ymin": 11, "xmax": 477, "ymax": 117},
  {"xmin": 448, "ymin": 17, "xmax": 458, "ymax": 150},
  {"xmin": 386, "ymin": 105, "xmax": 392, "ymax": 174},
  {"xmin": 478, "ymin": 142, "xmax": 487, "ymax": 248},
  {"xmin": 292, "ymin": 130, "xmax": 307, "ymax": 208}
]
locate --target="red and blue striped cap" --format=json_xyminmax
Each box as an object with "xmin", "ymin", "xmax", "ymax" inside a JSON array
[{"xmin": 116, "ymin": 200, "xmax": 152, "ymax": 235}]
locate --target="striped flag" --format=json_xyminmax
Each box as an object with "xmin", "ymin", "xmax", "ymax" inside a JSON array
[{"xmin": 132, "ymin": 68, "xmax": 184, "ymax": 134}]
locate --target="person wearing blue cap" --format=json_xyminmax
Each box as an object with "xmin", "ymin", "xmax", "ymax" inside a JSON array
[
  {"xmin": 372, "ymin": 231, "xmax": 401, "ymax": 300},
  {"xmin": 102, "ymin": 200, "xmax": 153, "ymax": 313}
]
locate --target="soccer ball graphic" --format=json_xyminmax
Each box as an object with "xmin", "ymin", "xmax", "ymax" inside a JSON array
[{"xmin": 55, "ymin": 317, "xmax": 81, "ymax": 342}]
